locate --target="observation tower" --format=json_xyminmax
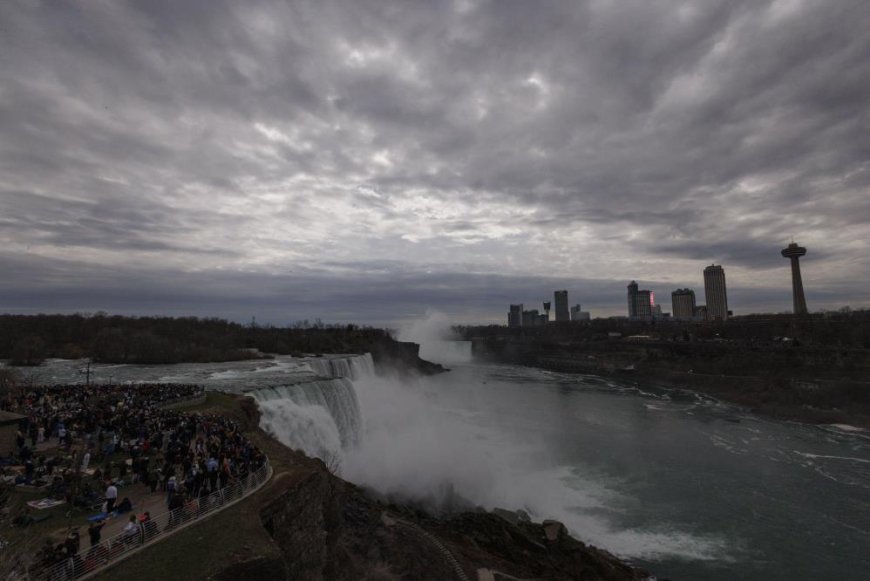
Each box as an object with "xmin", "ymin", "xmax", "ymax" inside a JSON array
[{"xmin": 781, "ymin": 242, "xmax": 808, "ymax": 315}]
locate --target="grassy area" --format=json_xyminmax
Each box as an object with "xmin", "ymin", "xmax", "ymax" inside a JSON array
[{"xmin": 94, "ymin": 487, "xmax": 282, "ymax": 581}]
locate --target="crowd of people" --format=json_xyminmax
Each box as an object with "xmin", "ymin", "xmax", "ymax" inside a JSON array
[{"xmin": 2, "ymin": 382, "xmax": 268, "ymax": 578}]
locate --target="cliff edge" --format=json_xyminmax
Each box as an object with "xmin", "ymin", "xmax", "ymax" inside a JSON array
[{"xmin": 97, "ymin": 393, "xmax": 651, "ymax": 581}]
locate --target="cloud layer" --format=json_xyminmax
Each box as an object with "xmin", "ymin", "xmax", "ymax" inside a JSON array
[{"xmin": 1, "ymin": 0, "xmax": 868, "ymax": 324}]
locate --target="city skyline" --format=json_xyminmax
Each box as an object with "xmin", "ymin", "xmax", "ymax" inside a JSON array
[{"xmin": 1, "ymin": 1, "xmax": 868, "ymax": 326}]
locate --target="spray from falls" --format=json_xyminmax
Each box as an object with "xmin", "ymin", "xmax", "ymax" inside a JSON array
[{"xmin": 252, "ymin": 354, "xmax": 374, "ymax": 461}]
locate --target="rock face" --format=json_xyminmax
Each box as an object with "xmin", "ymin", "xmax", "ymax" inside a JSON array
[
  {"xmin": 369, "ymin": 338, "xmax": 447, "ymax": 376},
  {"xmin": 204, "ymin": 395, "xmax": 651, "ymax": 581},
  {"xmin": 248, "ymin": 455, "xmax": 649, "ymax": 580}
]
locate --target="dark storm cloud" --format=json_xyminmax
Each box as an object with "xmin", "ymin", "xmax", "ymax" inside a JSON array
[{"xmin": 1, "ymin": 0, "xmax": 868, "ymax": 322}]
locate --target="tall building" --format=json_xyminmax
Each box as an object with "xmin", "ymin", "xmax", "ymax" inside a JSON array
[
  {"xmin": 522, "ymin": 309, "xmax": 546, "ymax": 327},
  {"xmin": 508, "ymin": 304, "xmax": 523, "ymax": 327},
  {"xmin": 627, "ymin": 281, "xmax": 654, "ymax": 318},
  {"xmin": 671, "ymin": 288, "xmax": 696, "ymax": 319},
  {"xmin": 627, "ymin": 281, "xmax": 639, "ymax": 317},
  {"xmin": 781, "ymin": 242, "xmax": 808, "ymax": 315},
  {"xmin": 542, "ymin": 301, "xmax": 551, "ymax": 322},
  {"xmin": 554, "ymin": 290, "xmax": 570, "ymax": 322},
  {"xmin": 703, "ymin": 265, "xmax": 728, "ymax": 321}
]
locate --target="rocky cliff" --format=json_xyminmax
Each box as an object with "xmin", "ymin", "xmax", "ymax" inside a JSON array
[
  {"xmin": 217, "ymin": 396, "xmax": 652, "ymax": 581},
  {"xmin": 97, "ymin": 393, "xmax": 651, "ymax": 581}
]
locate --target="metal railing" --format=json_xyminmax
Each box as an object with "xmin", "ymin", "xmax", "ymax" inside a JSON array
[{"xmin": 29, "ymin": 460, "xmax": 273, "ymax": 581}]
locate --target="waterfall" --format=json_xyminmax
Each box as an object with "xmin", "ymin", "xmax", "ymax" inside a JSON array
[
  {"xmin": 251, "ymin": 353, "xmax": 374, "ymax": 463},
  {"xmin": 303, "ymin": 352, "xmax": 375, "ymax": 380}
]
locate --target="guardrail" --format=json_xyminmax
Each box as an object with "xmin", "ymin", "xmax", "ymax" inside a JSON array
[{"xmin": 30, "ymin": 460, "xmax": 273, "ymax": 581}]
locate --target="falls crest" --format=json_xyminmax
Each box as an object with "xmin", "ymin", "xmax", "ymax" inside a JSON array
[{"xmin": 303, "ymin": 352, "xmax": 375, "ymax": 380}]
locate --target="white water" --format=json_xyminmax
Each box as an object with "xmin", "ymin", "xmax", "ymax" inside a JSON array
[
  {"xmin": 397, "ymin": 310, "xmax": 472, "ymax": 364},
  {"xmin": 303, "ymin": 353, "xmax": 376, "ymax": 380}
]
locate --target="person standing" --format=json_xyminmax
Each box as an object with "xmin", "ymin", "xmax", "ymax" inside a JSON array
[
  {"xmin": 88, "ymin": 520, "xmax": 105, "ymax": 547},
  {"xmin": 104, "ymin": 481, "xmax": 118, "ymax": 513}
]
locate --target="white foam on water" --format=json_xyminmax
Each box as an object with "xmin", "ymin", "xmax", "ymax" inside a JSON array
[{"xmin": 794, "ymin": 452, "xmax": 870, "ymax": 464}]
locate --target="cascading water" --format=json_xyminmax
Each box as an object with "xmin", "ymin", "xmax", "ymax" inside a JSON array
[
  {"xmin": 252, "ymin": 354, "xmax": 374, "ymax": 463},
  {"xmin": 303, "ymin": 352, "xmax": 375, "ymax": 380}
]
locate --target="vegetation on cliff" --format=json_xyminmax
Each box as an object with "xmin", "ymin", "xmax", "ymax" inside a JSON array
[{"xmin": 0, "ymin": 314, "xmax": 404, "ymax": 366}]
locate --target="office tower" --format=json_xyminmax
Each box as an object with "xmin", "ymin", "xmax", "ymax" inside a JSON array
[
  {"xmin": 703, "ymin": 265, "xmax": 728, "ymax": 320},
  {"xmin": 570, "ymin": 304, "xmax": 582, "ymax": 321},
  {"xmin": 627, "ymin": 281, "xmax": 654, "ymax": 318},
  {"xmin": 522, "ymin": 309, "xmax": 543, "ymax": 327},
  {"xmin": 508, "ymin": 304, "xmax": 523, "ymax": 327},
  {"xmin": 694, "ymin": 305, "xmax": 707, "ymax": 320},
  {"xmin": 554, "ymin": 290, "xmax": 570, "ymax": 322},
  {"xmin": 781, "ymin": 242, "xmax": 808, "ymax": 315},
  {"xmin": 637, "ymin": 290, "xmax": 654, "ymax": 317},
  {"xmin": 627, "ymin": 281, "xmax": 639, "ymax": 317},
  {"xmin": 672, "ymin": 288, "xmax": 696, "ymax": 319},
  {"xmin": 543, "ymin": 301, "xmax": 551, "ymax": 322}
]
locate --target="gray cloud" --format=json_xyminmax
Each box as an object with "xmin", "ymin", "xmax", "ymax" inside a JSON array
[{"xmin": 1, "ymin": 0, "xmax": 868, "ymax": 323}]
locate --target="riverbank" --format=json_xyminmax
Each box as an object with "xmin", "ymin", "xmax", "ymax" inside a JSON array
[
  {"xmin": 472, "ymin": 338, "xmax": 870, "ymax": 429},
  {"xmin": 99, "ymin": 392, "xmax": 653, "ymax": 581}
]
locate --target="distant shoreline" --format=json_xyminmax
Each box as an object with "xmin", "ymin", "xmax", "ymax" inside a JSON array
[{"xmin": 470, "ymin": 338, "xmax": 870, "ymax": 429}]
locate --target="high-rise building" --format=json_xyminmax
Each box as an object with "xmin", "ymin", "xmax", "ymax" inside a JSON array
[
  {"xmin": 522, "ymin": 309, "xmax": 546, "ymax": 327},
  {"xmin": 703, "ymin": 265, "xmax": 728, "ymax": 321},
  {"xmin": 781, "ymin": 242, "xmax": 808, "ymax": 315},
  {"xmin": 637, "ymin": 290, "xmax": 654, "ymax": 317},
  {"xmin": 542, "ymin": 301, "xmax": 551, "ymax": 322},
  {"xmin": 671, "ymin": 288, "xmax": 696, "ymax": 319},
  {"xmin": 627, "ymin": 281, "xmax": 654, "ymax": 318},
  {"xmin": 508, "ymin": 304, "xmax": 523, "ymax": 327},
  {"xmin": 627, "ymin": 281, "xmax": 639, "ymax": 317},
  {"xmin": 554, "ymin": 290, "xmax": 570, "ymax": 322},
  {"xmin": 570, "ymin": 304, "xmax": 582, "ymax": 320}
]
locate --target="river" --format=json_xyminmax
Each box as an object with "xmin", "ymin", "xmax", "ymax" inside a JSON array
[{"xmin": 29, "ymin": 350, "xmax": 870, "ymax": 580}]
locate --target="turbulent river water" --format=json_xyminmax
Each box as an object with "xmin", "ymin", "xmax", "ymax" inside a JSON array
[{"xmin": 31, "ymin": 348, "xmax": 870, "ymax": 581}]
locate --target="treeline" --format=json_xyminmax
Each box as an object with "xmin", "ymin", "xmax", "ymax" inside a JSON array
[{"xmin": 0, "ymin": 314, "xmax": 392, "ymax": 366}]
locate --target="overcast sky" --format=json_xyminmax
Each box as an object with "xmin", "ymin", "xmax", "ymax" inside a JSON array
[{"xmin": 1, "ymin": 0, "xmax": 868, "ymax": 326}]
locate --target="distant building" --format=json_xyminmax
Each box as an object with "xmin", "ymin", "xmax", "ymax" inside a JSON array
[
  {"xmin": 542, "ymin": 301, "xmax": 551, "ymax": 322},
  {"xmin": 627, "ymin": 281, "xmax": 654, "ymax": 318},
  {"xmin": 522, "ymin": 309, "xmax": 546, "ymax": 327},
  {"xmin": 570, "ymin": 304, "xmax": 582, "ymax": 320},
  {"xmin": 508, "ymin": 304, "xmax": 523, "ymax": 327},
  {"xmin": 781, "ymin": 242, "xmax": 809, "ymax": 315},
  {"xmin": 694, "ymin": 305, "xmax": 708, "ymax": 320},
  {"xmin": 672, "ymin": 288, "xmax": 696, "ymax": 319},
  {"xmin": 703, "ymin": 265, "xmax": 728, "ymax": 321},
  {"xmin": 554, "ymin": 290, "xmax": 570, "ymax": 322},
  {"xmin": 627, "ymin": 281, "xmax": 638, "ymax": 317}
]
